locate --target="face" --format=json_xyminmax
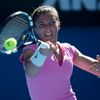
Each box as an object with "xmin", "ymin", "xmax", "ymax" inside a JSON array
[{"xmin": 34, "ymin": 12, "xmax": 60, "ymax": 45}]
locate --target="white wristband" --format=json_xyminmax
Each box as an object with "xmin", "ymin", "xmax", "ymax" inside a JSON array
[{"xmin": 30, "ymin": 42, "xmax": 49, "ymax": 67}]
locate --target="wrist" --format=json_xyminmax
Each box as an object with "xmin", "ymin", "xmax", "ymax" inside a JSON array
[{"xmin": 30, "ymin": 46, "xmax": 47, "ymax": 67}]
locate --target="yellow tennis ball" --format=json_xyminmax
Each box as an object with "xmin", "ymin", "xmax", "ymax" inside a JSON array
[{"xmin": 4, "ymin": 38, "xmax": 17, "ymax": 50}]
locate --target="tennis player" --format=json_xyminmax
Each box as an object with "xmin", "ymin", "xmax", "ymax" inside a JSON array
[{"xmin": 20, "ymin": 5, "xmax": 100, "ymax": 100}]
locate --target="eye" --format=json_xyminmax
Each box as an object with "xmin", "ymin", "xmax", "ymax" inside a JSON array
[
  {"xmin": 37, "ymin": 23, "xmax": 46, "ymax": 28},
  {"xmin": 49, "ymin": 19, "xmax": 56, "ymax": 25}
]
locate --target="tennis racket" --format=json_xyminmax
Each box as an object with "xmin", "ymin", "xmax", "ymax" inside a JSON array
[{"xmin": 0, "ymin": 11, "xmax": 47, "ymax": 54}]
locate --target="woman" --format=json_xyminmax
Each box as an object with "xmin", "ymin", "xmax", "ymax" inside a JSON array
[{"xmin": 20, "ymin": 5, "xmax": 100, "ymax": 100}]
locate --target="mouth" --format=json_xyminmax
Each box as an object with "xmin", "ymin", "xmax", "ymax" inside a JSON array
[
  {"xmin": 44, "ymin": 33, "xmax": 56, "ymax": 40},
  {"xmin": 44, "ymin": 33, "xmax": 53, "ymax": 37},
  {"xmin": 44, "ymin": 33, "xmax": 57, "ymax": 42}
]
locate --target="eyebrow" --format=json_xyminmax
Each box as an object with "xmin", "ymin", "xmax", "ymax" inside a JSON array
[{"xmin": 37, "ymin": 17, "xmax": 57, "ymax": 22}]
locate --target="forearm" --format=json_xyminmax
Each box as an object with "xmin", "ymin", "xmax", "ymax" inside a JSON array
[
  {"xmin": 74, "ymin": 53, "xmax": 100, "ymax": 77},
  {"xmin": 74, "ymin": 54, "xmax": 97, "ymax": 67},
  {"xmin": 24, "ymin": 51, "xmax": 47, "ymax": 77},
  {"xmin": 23, "ymin": 42, "xmax": 50, "ymax": 77},
  {"xmin": 24, "ymin": 61, "xmax": 41, "ymax": 77}
]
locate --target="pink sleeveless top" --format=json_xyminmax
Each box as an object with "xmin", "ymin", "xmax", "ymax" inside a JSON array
[{"xmin": 20, "ymin": 42, "xmax": 77, "ymax": 100}]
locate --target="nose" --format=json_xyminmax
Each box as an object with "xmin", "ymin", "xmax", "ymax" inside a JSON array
[{"xmin": 44, "ymin": 24, "xmax": 52, "ymax": 32}]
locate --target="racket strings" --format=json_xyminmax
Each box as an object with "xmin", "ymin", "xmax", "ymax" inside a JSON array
[
  {"xmin": 6, "ymin": 16, "xmax": 29, "ymax": 29},
  {"xmin": 0, "ymin": 11, "xmax": 35, "ymax": 54},
  {"xmin": 0, "ymin": 16, "xmax": 30, "ymax": 44}
]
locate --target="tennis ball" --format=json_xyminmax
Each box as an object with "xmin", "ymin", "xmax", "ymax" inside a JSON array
[{"xmin": 4, "ymin": 38, "xmax": 17, "ymax": 50}]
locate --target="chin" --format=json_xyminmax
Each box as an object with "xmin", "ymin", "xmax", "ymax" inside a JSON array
[{"xmin": 50, "ymin": 40, "xmax": 57, "ymax": 45}]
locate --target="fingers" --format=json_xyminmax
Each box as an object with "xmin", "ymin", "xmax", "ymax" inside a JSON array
[
  {"xmin": 89, "ymin": 62, "xmax": 100, "ymax": 73},
  {"xmin": 89, "ymin": 55, "xmax": 100, "ymax": 74},
  {"xmin": 47, "ymin": 41, "xmax": 57, "ymax": 52},
  {"xmin": 40, "ymin": 41, "xmax": 59, "ymax": 55},
  {"xmin": 39, "ymin": 41, "xmax": 56, "ymax": 55},
  {"xmin": 96, "ymin": 55, "xmax": 100, "ymax": 61}
]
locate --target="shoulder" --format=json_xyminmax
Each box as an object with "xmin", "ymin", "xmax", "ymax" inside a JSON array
[
  {"xmin": 58, "ymin": 42, "xmax": 77, "ymax": 51},
  {"xmin": 58, "ymin": 42, "xmax": 79, "ymax": 60},
  {"xmin": 19, "ymin": 44, "xmax": 37, "ymax": 62}
]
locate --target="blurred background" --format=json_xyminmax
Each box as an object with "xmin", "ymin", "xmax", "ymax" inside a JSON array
[{"xmin": 0, "ymin": 0, "xmax": 100, "ymax": 100}]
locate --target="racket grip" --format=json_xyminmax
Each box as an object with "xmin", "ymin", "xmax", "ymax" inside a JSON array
[{"xmin": 37, "ymin": 40, "xmax": 50, "ymax": 49}]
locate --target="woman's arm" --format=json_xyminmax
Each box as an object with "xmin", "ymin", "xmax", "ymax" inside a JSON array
[
  {"xmin": 22, "ymin": 42, "xmax": 56, "ymax": 78},
  {"xmin": 73, "ymin": 49, "xmax": 100, "ymax": 77},
  {"xmin": 23, "ymin": 48, "xmax": 41, "ymax": 78}
]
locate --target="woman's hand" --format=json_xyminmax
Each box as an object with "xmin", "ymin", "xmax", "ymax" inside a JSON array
[
  {"xmin": 89, "ymin": 55, "xmax": 100, "ymax": 75},
  {"xmin": 39, "ymin": 41, "xmax": 57, "ymax": 56}
]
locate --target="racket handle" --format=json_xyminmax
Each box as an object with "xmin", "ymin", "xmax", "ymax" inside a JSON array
[{"xmin": 37, "ymin": 40, "xmax": 50, "ymax": 49}]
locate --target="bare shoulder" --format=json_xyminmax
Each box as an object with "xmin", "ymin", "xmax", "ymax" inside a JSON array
[{"xmin": 23, "ymin": 48, "xmax": 35, "ymax": 63}]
